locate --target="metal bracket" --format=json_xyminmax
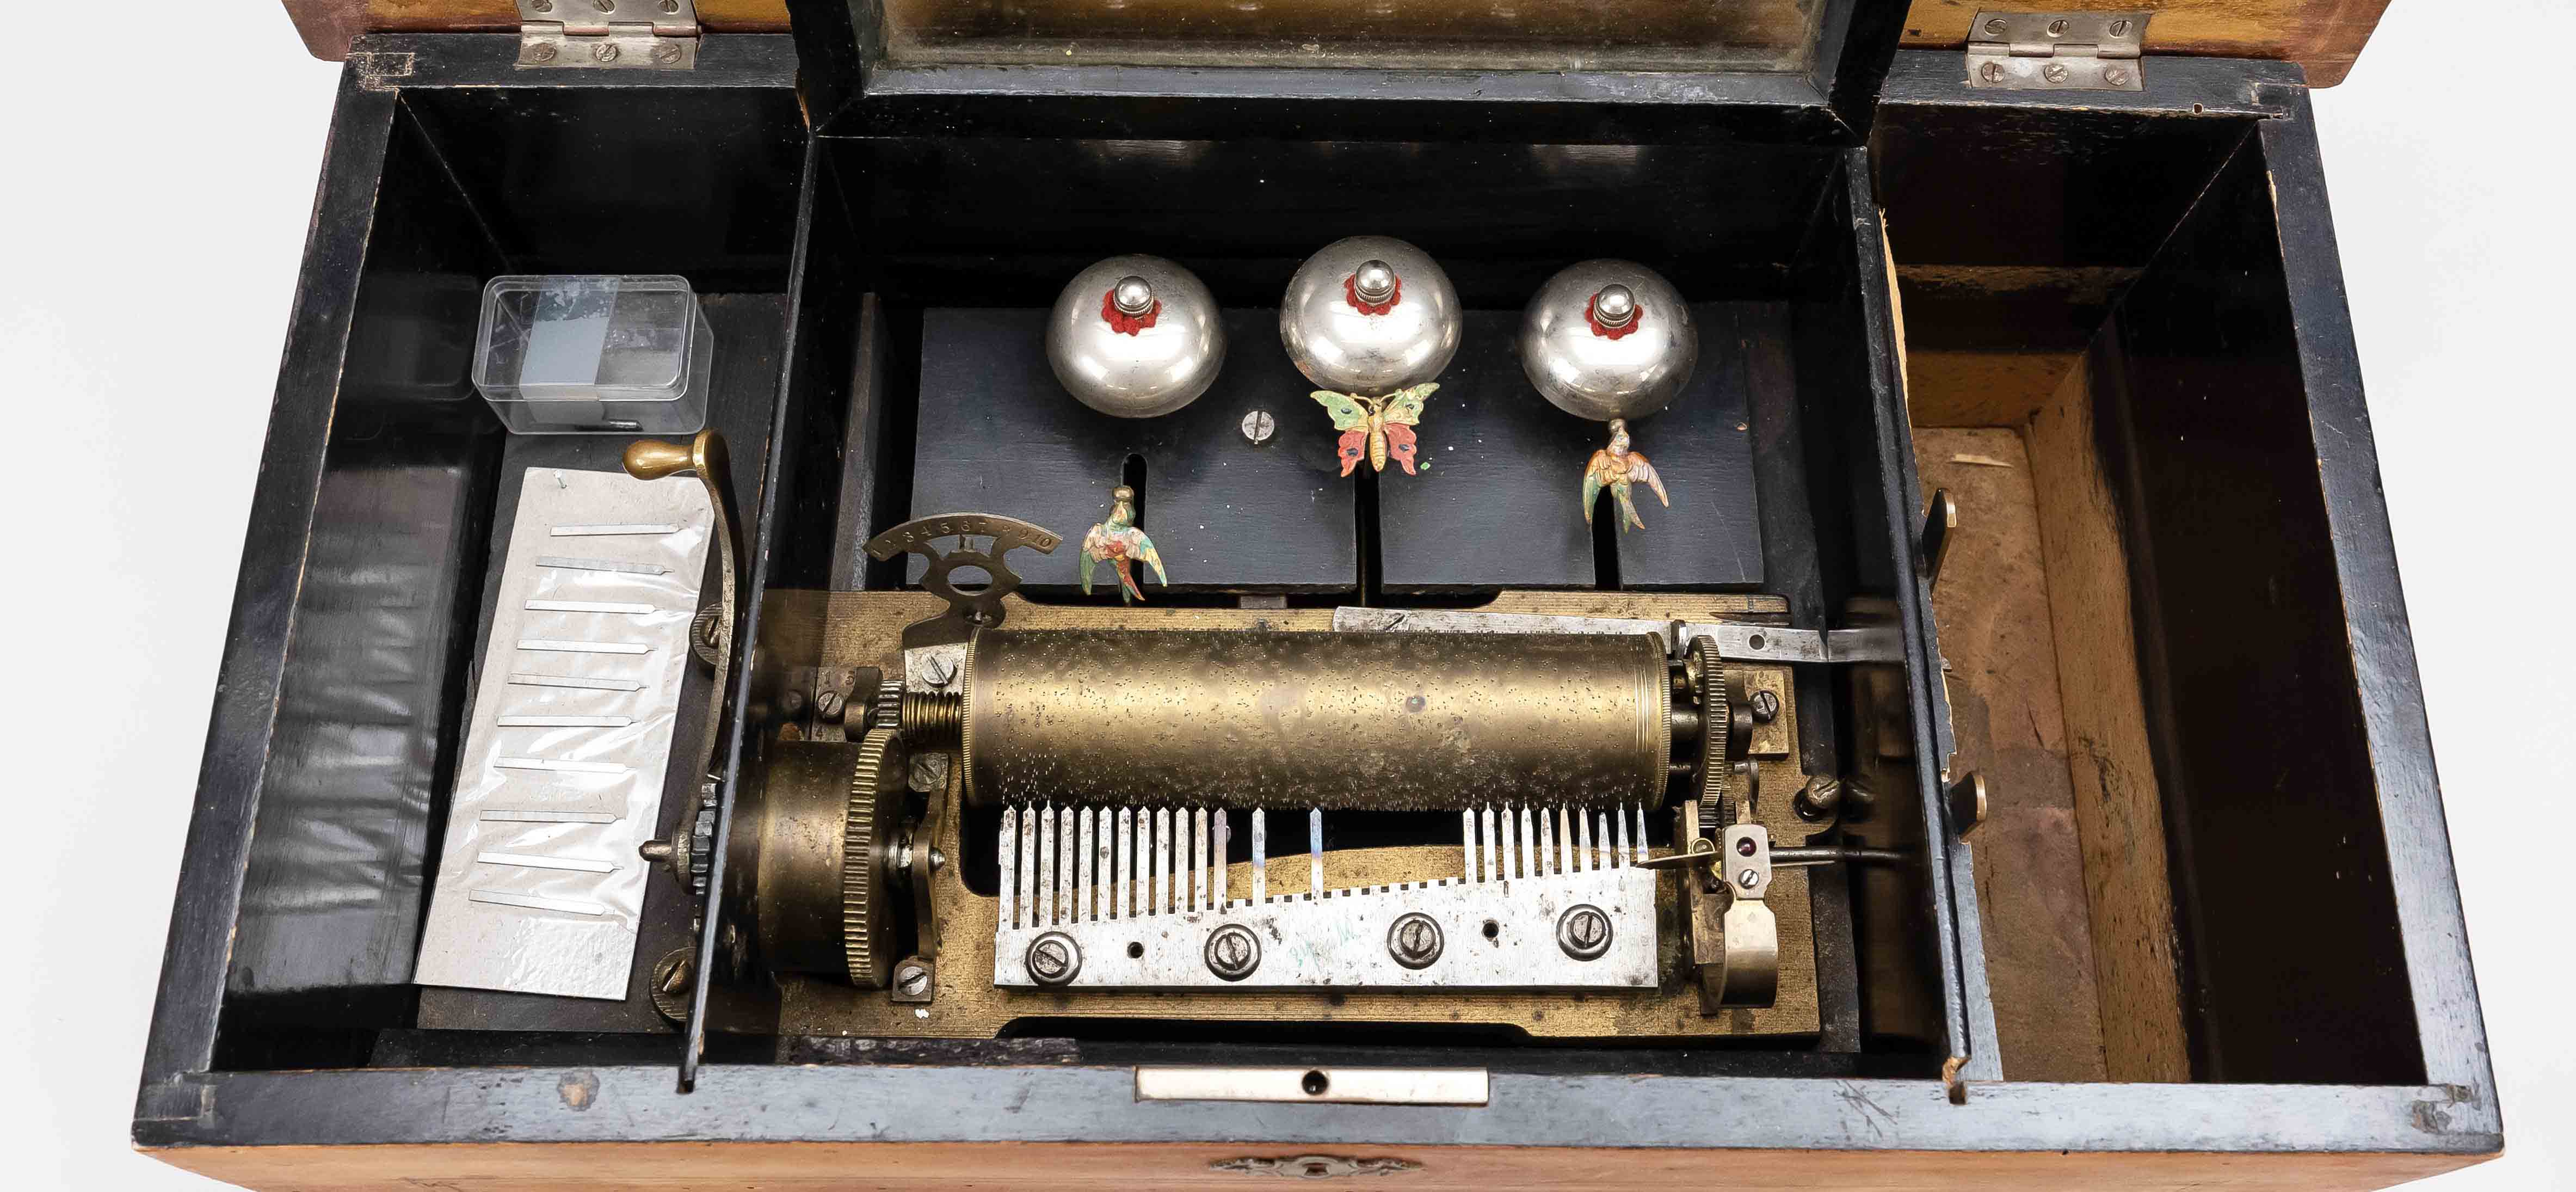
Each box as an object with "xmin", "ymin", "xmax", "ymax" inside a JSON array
[
  {"xmin": 1966, "ymin": 11, "xmax": 2146, "ymax": 91},
  {"xmin": 517, "ymin": 0, "xmax": 698, "ymax": 69}
]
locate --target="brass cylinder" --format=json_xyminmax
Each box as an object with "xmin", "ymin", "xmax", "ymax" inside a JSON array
[{"xmin": 959, "ymin": 629, "xmax": 1671, "ymax": 812}]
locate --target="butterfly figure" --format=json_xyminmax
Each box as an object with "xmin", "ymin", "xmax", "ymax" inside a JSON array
[
  {"xmin": 1080, "ymin": 484, "xmax": 1167, "ymax": 603},
  {"xmin": 1583, "ymin": 418, "xmax": 1671, "ymax": 532},
  {"xmin": 1311, "ymin": 383, "xmax": 1437, "ymax": 476}
]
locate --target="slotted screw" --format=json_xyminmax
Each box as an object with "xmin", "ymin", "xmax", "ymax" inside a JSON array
[
  {"xmin": 1388, "ymin": 913, "xmax": 1444, "ymax": 968},
  {"xmin": 1027, "ymin": 933, "xmax": 1079, "ymax": 986},
  {"xmin": 1982, "ymin": 17, "xmax": 2006, "ymax": 34},
  {"xmin": 592, "ymin": 41, "xmax": 621, "ymax": 63},
  {"xmin": 2043, "ymin": 62, "xmax": 2071, "ymax": 84},
  {"xmin": 1206, "ymin": 924, "xmax": 1261, "ymax": 980},
  {"xmin": 1556, "ymin": 904, "xmax": 1612, "ymax": 961},
  {"xmin": 652, "ymin": 41, "xmax": 683, "ymax": 64}
]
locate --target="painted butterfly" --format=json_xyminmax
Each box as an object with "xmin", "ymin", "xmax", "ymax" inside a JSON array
[{"xmin": 1310, "ymin": 383, "xmax": 1435, "ymax": 476}]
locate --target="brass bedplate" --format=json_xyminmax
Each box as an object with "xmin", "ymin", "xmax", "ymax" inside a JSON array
[{"xmin": 744, "ymin": 589, "xmax": 1821, "ymax": 1042}]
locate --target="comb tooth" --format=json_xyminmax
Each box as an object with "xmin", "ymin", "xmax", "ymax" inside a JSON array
[
  {"xmin": 1520, "ymin": 804, "xmax": 1536, "ymax": 878},
  {"xmin": 1595, "ymin": 810, "xmax": 1610, "ymax": 870},
  {"xmin": 1253, "ymin": 808, "xmax": 1268, "ymax": 904},
  {"xmin": 1612, "ymin": 806, "xmax": 1629, "ymax": 869},
  {"xmin": 999, "ymin": 806, "xmax": 1019, "ymax": 929},
  {"xmin": 1499, "ymin": 803, "xmax": 1516, "ymax": 880},
  {"xmin": 1189, "ymin": 809, "xmax": 1205, "ymax": 912},
  {"xmin": 1113, "ymin": 813, "xmax": 1133, "ymax": 921},
  {"xmin": 1022, "ymin": 805, "xmax": 1039, "ymax": 924},
  {"xmin": 1150, "ymin": 808, "xmax": 1166, "ymax": 916},
  {"xmin": 1558, "ymin": 806, "xmax": 1573, "ymax": 875},
  {"xmin": 1062, "ymin": 806, "xmax": 1079, "ymax": 923},
  {"xmin": 1213, "ymin": 808, "xmax": 1230, "ymax": 911},
  {"xmin": 1477, "ymin": 806, "xmax": 1494, "ymax": 882},
  {"xmin": 1575, "ymin": 806, "xmax": 1592, "ymax": 873},
  {"xmin": 1461, "ymin": 809, "xmax": 1477, "ymax": 882},
  {"xmin": 1078, "ymin": 807, "xmax": 1094, "ymax": 923},
  {"xmin": 1632, "ymin": 802, "xmax": 1648, "ymax": 864},
  {"xmin": 1542, "ymin": 807, "xmax": 1557, "ymax": 876},
  {"xmin": 1096, "ymin": 807, "xmax": 1112, "ymax": 921},
  {"xmin": 1308, "ymin": 807, "xmax": 1324, "ymax": 899},
  {"xmin": 1039, "ymin": 802, "xmax": 1057, "ymax": 924}
]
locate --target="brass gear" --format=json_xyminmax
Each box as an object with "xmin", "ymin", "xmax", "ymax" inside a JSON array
[
  {"xmin": 1692, "ymin": 636, "xmax": 1753, "ymax": 826},
  {"xmin": 842, "ymin": 726, "xmax": 908, "ymax": 988}
]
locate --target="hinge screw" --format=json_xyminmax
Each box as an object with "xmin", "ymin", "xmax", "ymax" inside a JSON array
[
  {"xmin": 1978, "ymin": 61, "xmax": 2004, "ymax": 83},
  {"xmin": 2110, "ymin": 18, "xmax": 2133, "ymax": 36},
  {"xmin": 652, "ymin": 41, "xmax": 683, "ymax": 64},
  {"xmin": 2047, "ymin": 18, "xmax": 2069, "ymax": 36},
  {"xmin": 661, "ymin": 0, "xmax": 681, "ymax": 10},
  {"xmin": 592, "ymin": 41, "xmax": 621, "ymax": 62},
  {"xmin": 2105, "ymin": 66, "xmax": 2133, "ymax": 86},
  {"xmin": 595, "ymin": 0, "xmax": 617, "ymax": 11},
  {"xmin": 533, "ymin": 0, "xmax": 553, "ymax": 10},
  {"xmin": 527, "ymin": 41, "xmax": 559, "ymax": 62},
  {"xmin": 1982, "ymin": 16, "xmax": 2006, "ymax": 34},
  {"xmin": 2042, "ymin": 62, "xmax": 2070, "ymax": 84}
]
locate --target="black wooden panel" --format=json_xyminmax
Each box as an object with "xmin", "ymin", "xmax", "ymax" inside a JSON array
[
  {"xmin": 2096, "ymin": 136, "xmax": 2422, "ymax": 1086},
  {"xmin": 1614, "ymin": 302, "xmax": 1773, "ymax": 588},
  {"xmin": 1377, "ymin": 305, "xmax": 1764, "ymax": 592},
  {"xmin": 908, "ymin": 307, "xmax": 1358, "ymax": 593}
]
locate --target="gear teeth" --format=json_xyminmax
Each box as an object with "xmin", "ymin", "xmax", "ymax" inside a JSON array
[
  {"xmin": 842, "ymin": 726, "xmax": 905, "ymax": 988},
  {"xmin": 1693, "ymin": 636, "xmax": 1733, "ymax": 827},
  {"xmin": 872, "ymin": 680, "xmax": 904, "ymax": 734}
]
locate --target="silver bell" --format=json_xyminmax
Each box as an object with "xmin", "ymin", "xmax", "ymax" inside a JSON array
[
  {"xmin": 1518, "ymin": 260, "xmax": 1697, "ymax": 423},
  {"xmin": 1279, "ymin": 236, "xmax": 1461, "ymax": 397},
  {"xmin": 1046, "ymin": 255, "xmax": 1226, "ymax": 419}
]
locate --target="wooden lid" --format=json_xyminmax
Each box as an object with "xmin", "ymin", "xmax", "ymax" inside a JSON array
[
  {"xmin": 1900, "ymin": 0, "xmax": 2389, "ymax": 85},
  {"xmin": 289, "ymin": 0, "xmax": 2384, "ymax": 85}
]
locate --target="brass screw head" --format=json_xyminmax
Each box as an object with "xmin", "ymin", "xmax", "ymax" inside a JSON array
[
  {"xmin": 652, "ymin": 40, "xmax": 683, "ymax": 64},
  {"xmin": 2105, "ymin": 66, "xmax": 2133, "ymax": 86},
  {"xmin": 527, "ymin": 41, "xmax": 559, "ymax": 62},
  {"xmin": 592, "ymin": 41, "xmax": 622, "ymax": 63},
  {"xmin": 2042, "ymin": 62, "xmax": 2071, "ymax": 84}
]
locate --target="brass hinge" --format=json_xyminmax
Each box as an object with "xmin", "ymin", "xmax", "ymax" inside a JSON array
[
  {"xmin": 517, "ymin": 0, "xmax": 698, "ymax": 69},
  {"xmin": 1965, "ymin": 11, "xmax": 2147, "ymax": 91}
]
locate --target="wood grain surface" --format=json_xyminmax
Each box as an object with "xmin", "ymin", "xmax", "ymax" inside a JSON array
[
  {"xmin": 284, "ymin": 0, "xmax": 2387, "ymax": 84},
  {"xmin": 150, "ymin": 1138, "xmax": 2480, "ymax": 1190}
]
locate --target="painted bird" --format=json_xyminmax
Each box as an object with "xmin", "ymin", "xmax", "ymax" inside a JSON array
[
  {"xmin": 1582, "ymin": 418, "xmax": 1671, "ymax": 532},
  {"xmin": 1080, "ymin": 485, "xmax": 1168, "ymax": 603}
]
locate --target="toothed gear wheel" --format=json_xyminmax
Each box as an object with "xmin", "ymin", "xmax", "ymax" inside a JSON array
[
  {"xmin": 873, "ymin": 680, "xmax": 905, "ymax": 735},
  {"xmin": 1693, "ymin": 636, "xmax": 1752, "ymax": 826},
  {"xmin": 842, "ymin": 726, "xmax": 908, "ymax": 988}
]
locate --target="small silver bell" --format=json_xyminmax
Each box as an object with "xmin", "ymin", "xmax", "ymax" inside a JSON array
[
  {"xmin": 1520, "ymin": 261, "xmax": 1696, "ymax": 532},
  {"xmin": 1046, "ymin": 255, "xmax": 1226, "ymax": 419},
  {"xmin": 1518, "ymin": 260, "xmax": 1696, "ymax": 423},
  {"xmin": 1279, "ymin": 236, "xmax": 1461, "ymax": 397}
]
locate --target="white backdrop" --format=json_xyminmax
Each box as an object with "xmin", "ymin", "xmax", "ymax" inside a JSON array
[{"xmin": 2, "ymin": 2, "xmax": 2563, "ymax": 1188}]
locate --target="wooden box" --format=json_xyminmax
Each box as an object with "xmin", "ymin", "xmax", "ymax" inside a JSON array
[{"xmin": 137, "ymin": 2, "xmax": 2497, "ymax": 1187}]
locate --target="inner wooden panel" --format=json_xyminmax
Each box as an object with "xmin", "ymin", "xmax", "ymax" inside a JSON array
[{"xmin": 1912, "ymin": 402, "xmax": 2189, "ymax": 1082}]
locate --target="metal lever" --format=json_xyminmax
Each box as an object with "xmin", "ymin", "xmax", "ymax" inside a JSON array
[
  {"xmin": 622, "ymin": 431, "xmax": 739, "ymax": 790},
  {"xmin": 1921, "ymin": 488, "xmax": 1957, "ymax": 588}
]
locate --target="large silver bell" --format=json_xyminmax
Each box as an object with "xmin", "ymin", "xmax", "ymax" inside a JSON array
[
  {"xmin": 1519, "ymin": 260, "xmax": 1697, "ymax": 423},
  {"xmin": 1279, "ymin": 236, "xmax": 1461, "ymax": 396},
  {"xmin": 1046, "ymin": 255, "xmax": 1226, "ymax": 419}
]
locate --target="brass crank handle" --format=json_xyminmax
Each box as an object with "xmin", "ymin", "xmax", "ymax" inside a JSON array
[{"xmin": 623, "ymin": 430, "xmax": 740, "ymax": 783}]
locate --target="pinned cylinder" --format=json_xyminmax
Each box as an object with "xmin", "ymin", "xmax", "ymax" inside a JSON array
[{"xmin": 957, "ymin": 629, "xmax": 1673, "ymax": 812}]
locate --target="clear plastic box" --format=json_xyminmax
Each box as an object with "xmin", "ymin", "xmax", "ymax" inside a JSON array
[{"xmin": 472, "ymin": 275, "xmax": 713, "ymax": 435}]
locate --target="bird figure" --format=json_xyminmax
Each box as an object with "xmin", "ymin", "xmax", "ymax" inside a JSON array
[
  {"xmin": 1080, "ymin": 485, "xmax": 1167, "ymax": 603},
  {"xmin": 1582, "ymin": 418, "xmax": 1671, "ymax": 532}
]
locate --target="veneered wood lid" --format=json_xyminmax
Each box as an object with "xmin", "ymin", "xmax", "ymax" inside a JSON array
[
  {"xmin": 282, "ymin": 1, "xmax": 788, "ymax": 60},
  {"xmin": 1899, "ymin": 0, "xmax": 2389, "ymax": 85},
  {"xmin": 288, "ymin": 0, "xmax": 2385, "ymax": 85}
]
